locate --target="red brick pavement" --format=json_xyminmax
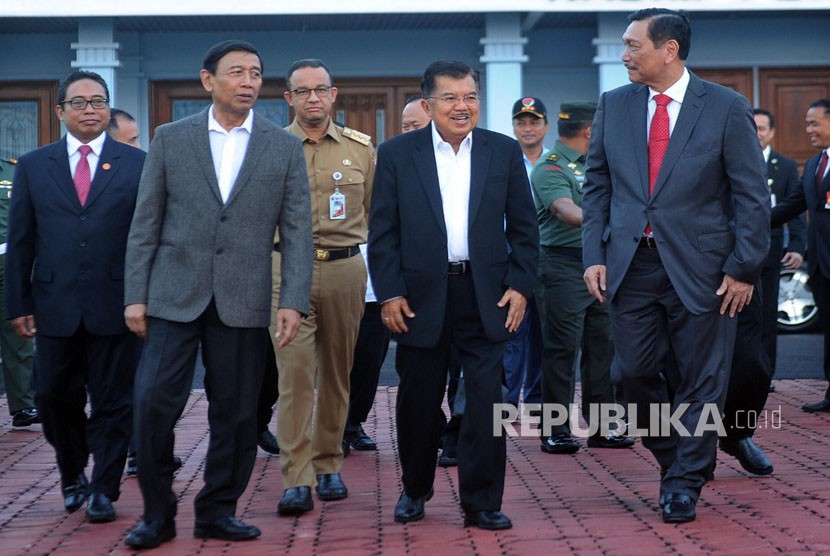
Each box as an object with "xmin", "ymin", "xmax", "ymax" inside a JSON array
[{"xmin": 2, "ymin": 379, "xmax": 830, "ymax": 555}]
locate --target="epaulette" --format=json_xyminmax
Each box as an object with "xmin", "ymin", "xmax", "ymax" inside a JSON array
[
  {"xmin": 341, "ymin": 127, "xmax": 372, "ymax": 146},
  {"xmin": 545, "ymin": 152, "xmax": 559, "ymax": 162},
  {"xmin": 4, "ymin": 158, "xmax": 17, "ymax": 165}
]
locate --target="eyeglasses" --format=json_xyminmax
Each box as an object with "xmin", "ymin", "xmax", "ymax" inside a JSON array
[
  {"xmin": 426, "ymin": 94, "xmax": 481, "ymax": 107},
  {"xmin": 63, "ymin": 97, "xmax": 109, "ymax": 110},
  {"xmin": 289, "ymin": 86, "xmax": 333, "ymax": 99}
]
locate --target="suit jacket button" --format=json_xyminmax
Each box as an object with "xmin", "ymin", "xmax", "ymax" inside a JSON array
[
  {"xmin": 216, "ymin": 248, "xmax": 223, "ymax": 255},
  {"xmin": 220, "ymin": 215, "xmax": 228, "ymax": 222}
]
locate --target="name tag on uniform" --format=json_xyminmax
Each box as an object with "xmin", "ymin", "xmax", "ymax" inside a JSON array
[{"xmin": 330, "ymin": 188, "xmax": 346, "ymax": 220}]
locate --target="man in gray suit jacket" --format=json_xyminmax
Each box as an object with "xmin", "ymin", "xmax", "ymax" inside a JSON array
[
  {"xmin": 123, "ymin": 40, "xmax": 312, "ymax": 549},
  {"xmin": 582, "ymin": 9, "xmax": 769, "ymax": 523}
]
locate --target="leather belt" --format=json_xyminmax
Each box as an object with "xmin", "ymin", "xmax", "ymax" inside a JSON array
[
  {"xmin": 273, "ymin": 244, "xmax": 361, "ymax": 262},
  {"xmin": 638, "ymin": 236, "xmax": 658, "ymax": 249},
  {"xmin": 448, "ymin": 260, "xmax": 470, "ymax": 275}
]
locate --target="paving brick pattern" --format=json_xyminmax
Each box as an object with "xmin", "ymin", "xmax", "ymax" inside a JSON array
[{"xmin": 2, "ymin": 380, "xmax": 830, "ymax": 555}]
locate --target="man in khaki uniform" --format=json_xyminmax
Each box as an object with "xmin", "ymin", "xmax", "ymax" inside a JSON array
[
  {"xmin": 0, "ymin": 157, "xmax": 38, "ymax": 428},
  {"xmin": 275, "ymin": 58, "xmax": 374, "ymax": 516}
]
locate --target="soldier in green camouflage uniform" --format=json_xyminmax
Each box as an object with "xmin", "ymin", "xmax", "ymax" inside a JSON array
[
  {"xmin": 531, "ymin": 103, "xmax": 632, "ymax": 454},
  {"xmin": 0, "ymin": 158, "xmax": 38, "ymax": 427}
]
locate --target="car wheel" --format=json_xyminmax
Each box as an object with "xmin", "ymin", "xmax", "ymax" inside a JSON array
[{"xmin": 778, "ymin": 267, "xmax": 819, "ymax": 333}]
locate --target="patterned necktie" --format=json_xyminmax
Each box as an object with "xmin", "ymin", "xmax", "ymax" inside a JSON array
[
  {"xmin": 816, "ymin": 150, "xmax": 829, "ymax": 197},
  {"xmin": 648, "ymin": 94, "xmax": 672, "ymax": 196},
  {"xmin": 74, "ymin": 145, "xmax": 92, "ymax": 206}
]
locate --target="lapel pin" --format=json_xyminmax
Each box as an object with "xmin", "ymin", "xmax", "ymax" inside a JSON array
[{"xmin": 102, "ymin": 163, "xmax": 111, "ymax": 170}]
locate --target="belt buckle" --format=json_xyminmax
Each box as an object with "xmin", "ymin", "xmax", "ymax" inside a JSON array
[{"xmin": 314, "ymin": 249, "xmax": 330, "ymax": 261}]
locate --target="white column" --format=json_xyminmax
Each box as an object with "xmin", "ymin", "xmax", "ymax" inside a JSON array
[
  {"xmin": 71, "ymin": 18, "xmax": 120, "ymax": 105},
  {"xmin": 593, "ymin": 13, "xmax": 630, "ymax": 94},
  {"xmin": 479, "ymin": 13, "xmax": 527, "ymax": 136}
]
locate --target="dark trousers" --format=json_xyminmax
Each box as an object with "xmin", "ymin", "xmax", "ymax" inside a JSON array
[
  {"xmin": 722, "ymin": 287, "xmax": 772, "ymax": 438},
  {"xmin": 503, "ymin": 292, "xmax": 543, "ymax": 405},
  {"xmin": 610, "ymin": 248, "xmax": 735, "ymax": 502},
  {"xmin": 759, "ymin": 263, "xmax": 780, "ymax": 375},
  {"xmin": 0, "ymin": 258, "xmax": 35, "ymax": 414},
  {"xmin": 808, "ymin": 272, "xmax": 830, "ymax": 398},
  {"xmin": 541, "ymin": 247, "xmax": 614, "ymax": 436},
  {"xmin": 346, "ymin": 301, "xmax": 391, "ymax": 431},
  {"xmin": 133, "ymin": 300, "xmax": 266, "ymax": 523},
  {"xmin": 395, "ymin": 273, "xmax": 507, "ymax": 512},
  {"xmin": 665, "ymin": 287, "xmax": 772, "ymax": 438},
  {"xmin": 35, "ymin": 326, "xmax": 137, "ymax": 499},
  {"xmin": 257, "ymin": 330, "xmax": 279, "ymax": 434}
]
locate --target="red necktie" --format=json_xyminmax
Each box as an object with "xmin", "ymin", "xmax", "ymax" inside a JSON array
[
  {"xmin": 645, "ymin": 94, "xmax": 671, "ymax": 235},
  {"xmin": 648, "ymin": 94, "xmax": 672, "ymax": 195},
  {"xmin": 74, "ymin": 145, "xmax": 92, "ymax": 206},
  {"xmin": 817, "ymin": 150, "xmax": 829, "ymax": 197}
]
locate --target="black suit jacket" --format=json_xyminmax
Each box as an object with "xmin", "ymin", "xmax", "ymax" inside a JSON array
[
  {"xmin": 368, "ymin": 125, "xmax": 539, "ymax": 348},
  {"xmin": 5, "ymin": 135, "xmax": 146, "ymax": 336},
  {"xmin": 772, "ymin": 150, "xmax": 830, "ymax": 279},
  {"xmin": 766, "ymin": 150, "xmax": 805, "ymax": 268}
]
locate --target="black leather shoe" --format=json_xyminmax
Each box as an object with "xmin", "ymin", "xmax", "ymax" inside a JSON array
[
  {"xmin": 345, "ymin": 425, "xmax": 377, "ymax": 451},
  {"xmin": 173, "ymin": 455, "xmax": 183, "ymax": 471},
  {"xmin": 62, "ymin": 473, "xmax": 88, "ymax": 513},
  {"xmin": 316, "ymin": 473, "xmax": 348, "ymax": 500},
  {"xmin": 393, "ymin": 488, "xmax": 434, "ymax": 523},
  {"xmin": 541, "ymin": 433, "xmax": 580, "ymax": 454},
  {"xmin": 125, "ymin": 518, "xmax": 176, "ymax": 549},
  {"xmin": 802, "ymin": 398, "xmax": 830, "ymax": 412},
  {"xmin": 277, "ymin": 486, "xmax": 313, "ymax": 516},
  {"xmin": 437, "ymin": 450, "xmax": 458, "ymax": 467},
  {"xmin": 194, "ymin": 516, "xmax": 260, "ymax": 541},
  {"xmin": 720, "ymin": 437, "xmax": 773, "ymax": 475},
  {"xmin": 257, "ymin": 430, "xmax": 280, "ymax": 455},
  {"xmin": 660, "ymin": 493, "xmax": 696, "ymax": 523},
  {"xmin": 11, "ymin": 407, "xmax": 41, "ymax": 427},
  {"xmin": 463, "ymin": 510, "xmax": 513, "ymax": 530},
  {"xmin": 587, "ymin": 433, "xmax": 636, "ymax": 449},
  {"xmin": 768, "ymin": 382, "xmax": 776, "ymax": 393},
  {"xmin": 86, "ymin": 493, "xmax": 116, "ymax": 523}
]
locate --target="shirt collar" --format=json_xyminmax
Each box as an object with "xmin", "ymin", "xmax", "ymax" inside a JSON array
[
  {"xmin": 286, "ymin": 118, "xmax": 341, "ymax": 143},
  {"xmin": 430, "ymin": 121, "xmax": 473, "ymax": 154},
  {"xmin": 208, "ymin": 105, "xmax": 254, "ymax": 134},
  {"xmin": 649, "ymin": 67, "xmax": 690, "ymax": 105},
  {"xmin": 762, "ymin": 145, "xmax": 772, "ymax": 162},
  {"xmin": 66, "ymin": 131, "xmax": 106, "ymax": 157},
  {"xmin": 553, "ymin": 140, "xmax": 584, "ymax": 163}
]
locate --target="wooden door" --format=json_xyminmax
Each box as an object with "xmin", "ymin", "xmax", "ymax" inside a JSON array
[
  {"xmin": 691, "ymin": 68, "xmax": 753, "ymax": 102},
  {"xmin": 760, "ymin": 67, "xmax": 830, "ymax": 166},
  {"xmin": 0, "ymin": 82, "xmax": 60, "ymax": 158},
  {"xmin": 149, "ymin": 77, "xmax": 421, "ymax": 146}
]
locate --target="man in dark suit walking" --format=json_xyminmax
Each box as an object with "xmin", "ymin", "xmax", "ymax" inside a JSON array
[
  {"xmin": 123, "ymin": 40, "xmax": 312, "ymax": 549},
  {"xmin": 772, "ymin": 99, "xmax": 830, "ymax": 412},
  {"xmin": 753, "ymin": 109, "xmax": 806, "ymax": 384},
  {"xmin": 5, "ymin": 70, "xmax": 145, "ymax": 522},
  {"xmin": 582, "ymin": 9, "xmax": 769, "ymax": 523},
  {"xmin": 369, "ymin": 60, "xmax": 539, "ymax": 530}
]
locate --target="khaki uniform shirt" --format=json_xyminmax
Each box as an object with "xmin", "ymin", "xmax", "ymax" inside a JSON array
[
  {"xmin": 530, "ymin": 141, "xmax": 585, "ymax": 248},
  {"xmin": 285, "ymin": 119, "xmax": 375, "ymax": 249}
]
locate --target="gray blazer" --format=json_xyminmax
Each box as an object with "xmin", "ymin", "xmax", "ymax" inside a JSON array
[
  {"xmin": 125, "ymin": 108, "xmax": 312, "ymax": 327},
  {"xmin": 582, "ymin": 72, "xmax": 770, "ymax": 315}
]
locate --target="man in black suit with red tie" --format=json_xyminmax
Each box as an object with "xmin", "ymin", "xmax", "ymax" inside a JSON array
[
  {"xmin": 5, "ymin": 70, "xmax": 145, "ymax": 522},
  {"xmin": 772, "ymin": 99, "xmax": 830, "ymax": 412},
  {"xmin": 369, "ymin": 60, "xmax": 538, "ymax": 531}
]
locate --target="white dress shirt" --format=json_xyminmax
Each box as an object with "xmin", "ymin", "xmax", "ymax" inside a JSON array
[
  {"xmin": 66, "ymin": 131, "xmax": 106, "ymax": 182},
  {"xmin": 819, "ymin": 147, "xmax": 830, "ymax": 180},
  {"xmin": 431, "ymin": 122, "xmax": 472, "ymax": 262},
  {"xmin": 647, "ymin": 67, "xmax": 690, "ymax": 139},
  {"xmin": 208, "ymin": 106, "xmax": 253, "ymax": 203}
]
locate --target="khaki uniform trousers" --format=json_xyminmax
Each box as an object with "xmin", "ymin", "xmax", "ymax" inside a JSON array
[{"xmin": 271, "ymin": 251, "xmax": 366, "ymax": 488}]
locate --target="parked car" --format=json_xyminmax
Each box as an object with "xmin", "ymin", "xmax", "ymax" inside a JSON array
[{"xmin": 778, "ymin": 265, "xmax": 819, "ymax": 332}]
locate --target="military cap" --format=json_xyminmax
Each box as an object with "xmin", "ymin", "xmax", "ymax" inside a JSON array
[
  {"xmin": 558, "ymin": 102, "xmax": 597, "ymax": 121},
  {"xmin": 512, "ymin": 97, "xmax": 547, "ymax": 119}
]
